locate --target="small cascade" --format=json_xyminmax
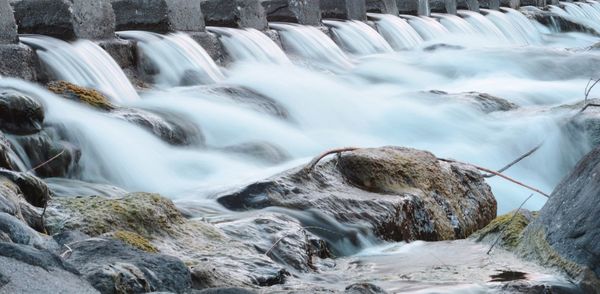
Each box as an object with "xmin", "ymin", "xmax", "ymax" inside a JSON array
[
  {"xmin": 117, "ymin": 31, "xmax": 224, "ymax": 87},
  {"xmin": 549, "ymin": 2, "xmax": 600, "ymax": 32},
  {"xmin": 500, "ymin": 8, "xmax": 546, "ymax": 43},
  {"xmin": 483, "ymin": 9, "xmax": 531, "ymax": 44},
  {"xmin": 458, "ymin": 10, "xmax": 509, "ymax": 42},
  {"xmin": 432, "ymin": 13, "xmax": 479, "ymax": 35},
  {"xmin": 322, "ymin": 20, "xmax": 393, "ymax": 55},
  {"xmin": 206, "ymin": 27, "xmax": 291, "ymax": 64},
  {"xmin": 403, "ymin": 15, "xmax": 451, "ymax": 40},
  {"xmin": 575, "ymin": 2, "xmax": 600, "ymax": 19},
  {"xmin": 269, "ymin": 23, "xmax": 354, "ymax": 70},
  {"xmin": 369, "ymin": 14, "xmax": 424, "ymax": 50},
  {"xmin": 20, "ymin": 35, "xmax": 139, "ymax": 103}
]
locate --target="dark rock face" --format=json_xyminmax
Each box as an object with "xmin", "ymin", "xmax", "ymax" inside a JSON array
[
  {"xmin": 261, "ymin": 0, "xmax": 322, "ymax": 25},
  {"xmin": 201, "ymin": 0, "xmax": 268, "ymax": 30},
  {"xmin": 0, "ymin": 44, "xmax": 38, "ymax": 81},
  {"xmin": 11, "ymin": 0, "xmax": 116, "ymax": 40},
  {"xmin": 479, "ymin": 0, "xmax": 500, "ymax": 9},
  {"xmin": 429, "ymin": 0, "xmax": 457, "ymax": 14},
  {"xmin": 111, "ymin": 0, "xmax": 204, "ymax": 33},
  {"xmin": 500, "ymin": 0, "xmax": 519, "ymax": 9},
  {"xmin": 0, "ymin": 212, "xmax": 43, "ymax": 247},
  {"xmin": 0, "ymin": 0, "xmax": 17, "ymax": 44},
  {"xmin": 0, "ymin": 169, "xmax": 50, "ymax": 208},
  {"xmin": 0, "ymin": 132, "xmax": 17, "ymax": 170},
  {"xmin": 189, "ymin": 32, "xmax": 224, "ymax": 63},
  {"xmin": 456, "ymin": 0, "xmax": 479, "ymax": 11},
  {"xmin": 321, "ymin": 0, "xmax": 367, "ymax": 20},
  {"xmin": 366, "ymin": 0, "xmax": 398, "ymax": 15},
  {"xmin": 218, "ymin": 147, "xmax": 497, "ymax": 242},
  {"xmin": 519, "ymin": 146, "xmax": 600, "ymax": 292},
  {"xmin": 345, "ymin": 283, "xmax": 388, "ymax": 294},
  {"xmin": 519, "ymin": 0, "xmax": 544, "ymax": 6},
  {"xmin": 0, "ymin": 89, "xmax": 44, "ymax": 135},
  {"xmin": 64, "ymin": 238, "xmax": 192, "ymax": 294}
]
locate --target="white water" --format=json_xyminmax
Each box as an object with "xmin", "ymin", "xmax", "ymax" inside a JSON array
[
  {"xmin": 549, "ymin": 2, "xmax": 600, "ymax": 33},
  {"xmin": 323, "ymin": 20, "xmax": 394, "ymax": 55},
  {"xmin": 20, "ymin": 35, "xmax": 139, "ymax": 103},
  {"xmin": 369, "ymin": 14, "xmax": 424, "ymax": 50},
  {"xmin": 458, "ymin": 10, "xmax": 511, "ymax": 43},
  {"xmin": 433, "ymin": 13, "xmax": 480, "ymax": 35},
  {"xmin": 117, "ymin": 31, "xmax": 224, "ymax": 86},
  {"xmin": 207, "ymin": 27, "xmax": 291, "ymax": 64},
  {"xmin": 403, "ymin": 15, "xmax": 451, "ymax": 40}
]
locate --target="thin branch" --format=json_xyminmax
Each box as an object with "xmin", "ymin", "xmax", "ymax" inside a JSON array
[
  {"xmin": 584, "ymin": 78, "xmax": 600, "ymax": 104},
  {"xmin": 483, "ymin": 143, "xmax": 543, "ymax": 178},
  {"xmin": 27, "ymin": 150, "xmax": 65, "ymax": 173},
  {"xmin": 487, "ymin": 194, "xmax": 534, "ymax": 255},
  {"xmin": 303, "ymin": 147, "xmax": 360, "ymax": 173},
  {"xmin": 580, "ymin": 103, "xmax": 600, "ymax": 113}
]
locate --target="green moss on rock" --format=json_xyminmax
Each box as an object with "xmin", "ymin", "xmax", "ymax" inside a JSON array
[
  {"xmin": 112, "ymin": 230, "xmax": 158, "ymax": 253},
  {"xmin": 472, "ymin": 210, "xmax": 533, "ymax": 250},
  {"xmin": 47, "ymin": 81, "xmax": 115, "ymax": 110}
]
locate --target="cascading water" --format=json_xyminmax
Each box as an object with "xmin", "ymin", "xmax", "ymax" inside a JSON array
[
  {"xmin": 206, "ymin": 27, "xmax": 291, "ymax": 64},
  {"xmin": 322, "ymin": 20, "xmax": 393, "ymax": 55},
  {"xmin": 549, "ymin": 2, "xmax": 600, "ymax": 32},
  {"xmin": 117, "ymin": 31, "xmax": 224, "ymax": 87},
  {"xmin": 432, "ymin": 13, "xmax": 479, "ymax": 35},
  {"xmin": 269, "ymin": 23, "xmax": 354, "ymax": 70},
  {"xmin": 458, "ymin": 10, "xmax": 510, "ymax": 43},
  {"xmin": 20, "ymin": 35, "xmax": 139, "ymax": 103},
  {"xmin": 402, "ymin": 15, "xmax": 451, "ymax": 40},
  {"xmin": 483, "ymin": 9, "xmax": 531, "ymax": 45},
  {"xmin": 369, "ymin": 14, "xmax": 424, "ymax": 50}
]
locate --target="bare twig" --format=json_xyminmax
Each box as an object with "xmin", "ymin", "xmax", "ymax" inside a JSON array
[
  {"xmin": 487, "ymin": 194, "xmax": 534, "ymax": 255},
  {"xmin": 580, "ymin": 103, "xmax": 600, "ymax": 113},
  {"xmin": 27, "ymin": 150, "xmax": 65, "ymax": 173},
  {"xmin": 303, "ymin": 147, "xmax": 360, "ymax": 173},
  {"xmin": 584, "ymin": 78, "xmax": 600, "ymax": 104},
  {"xmin": 483, "ymin": 143, "xmax": 543, "ymax": 178}
]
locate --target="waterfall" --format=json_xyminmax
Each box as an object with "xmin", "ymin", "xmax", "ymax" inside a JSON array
[
  {"xmin": 206, "ymin": 27, "xmax": 291, "ymax": 64},
  {"xmin": 369, "ymin": 14, "xmax": 424, "ymax": 50},
  {"xmin": 269, "ymin": 23, "xmax": 354, "ymax": 70},
  {"xmin": 322, "ymin": 20, "xmax": 394, "ymax": 55},
  {"xmin": 20, "ymin": 35, "xmax": 139, "ymax": 103},
  {"xmin": 458, "ymin": 10, "xmax": 510, "ymax": 42},
  {"xmin": 403, "ymin": 16, "xmax": 451, "ymax": 40},
  {"xmin": 432, "ymin": 13, "xmax": 479, "ymax": 35},
  {"xmin": 117, "ymin": 31, "xmax": 224, "ymax": 87},
  {"xmin": 483, "ymin": 9, "xmax": 531, "ymax": 44}
]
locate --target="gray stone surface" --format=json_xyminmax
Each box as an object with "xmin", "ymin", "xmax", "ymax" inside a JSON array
[
  {"xmin": 0, "ymin": 0, "xmax": 17, "ymax": 44},
  {"xmin": 111, "ymin": 0, "xmax": 204, "ymax": 33},
  {"xmin": 11, "ymin": 0, "xmax": 115, "ymax": 40},
  {"xmin": 519, "ymin": 146, "xmax": 600, "ymax": 292},
  {"xmin": 429, "ymin": 0, "xmax": 457, "ymax": 14},
  {"xmin": 457, "ymin": 0, "xmax": 479, "ymax": 11},
  {"xmin": 397, "ymin": 0, "xmax": 428, "ymax": 15},
  {"xmin": 189, "ymin": 32, "xmax": 224, "ymax": 63},
  {"xmin": 0, "ymin": 44, "xmax": 38, "ymax": 81},
  {"xmin": 367, "ymin": 0, "xmax": 398, "ymax": 15},
  {"xmin": 201, "ymin": 0, "xmax": 268, "ymax": 30},
  {"xmin": 479, "ymin": 0, "xmax": 500, "ymax": 9},
  {"xmin": 321, "ymin": 0, "xmax": 367, "ymax": 20},
  {"xmin": 0, "ymin": 213, "xmax": 43, "ymax": 247},
  {"xmin": 262, "ymin": 0, "xmax": 322, "ymax": 25},
  {"xmin": 500, "ymin": 0, "xmax": 519, "ymax": 8},
  {"xmin": 519, "ymin": 0, "xmax": 545, "ymax": 6}
]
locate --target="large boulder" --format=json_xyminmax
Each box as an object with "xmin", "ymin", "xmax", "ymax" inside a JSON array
[
  {"xmin": 0, "ymin": 89, "xmax": 44, "ymax": 135},
  {"xmin": 261, "ymin": 0, "xmax": 322, "ymax": 25},
  {"xmin": 0, "ymin": 0, "xmax": 17, "ymax": 44},
  {"xmin": 0, "ymin": 44, "xmax": 38, "ymax": 81},
  {"xmin": 111, "ymin": 0, "xmax": 205, "ymax": 33},
  {"xmin": 321, "ymin": 0, "xmax": 367, "ymax": 20},
  {"xmin": 11, "ymin": 0, "xmax": 116, "ymax": 40},
  {"xmin": 201, "ymin": 0, "xmax": 268, "ymax": 30},
  {"xmin": 519, "ymin": 146, "xmax": 600, "ymax": 292},
  {"xmin": 367, "ymin": 0, "xmax": 399, "ymax": 15},
  {"xmin": 218, "ymin": 147, "xmax": 497, "ymax": 242}
]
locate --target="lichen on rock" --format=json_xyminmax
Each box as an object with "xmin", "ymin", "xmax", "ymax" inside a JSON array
[
  {"xmin": 47, "ymin": 80, "xmax": 115, "ymax": 110},
  {"xmin": 111, "ymin": 230, "xmax": 158, "ymax": 253}
]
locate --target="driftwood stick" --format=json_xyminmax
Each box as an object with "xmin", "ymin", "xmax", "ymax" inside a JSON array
[
  {"xmin": 483, "ymin": 143, "xmax": 543, "ymax": 178},
  {"xmin": 303, "ymin": 147, "xmax": 360, "ymax": 172}
]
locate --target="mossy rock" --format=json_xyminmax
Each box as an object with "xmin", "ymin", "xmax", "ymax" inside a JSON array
[
  {"xmin": 111, "ymin": 230, "xmax": 158, "ymax": 253},
  {"xmin": 471, "ymin": 209, "xmax": 536, "ymax": 250},
  {"xmin": 47, "ymin": 81, "xmax": 115, "ymax": 110},
  {"xmin": 46, "ymin": 192, "xmax": 185, "ymax": 237}
]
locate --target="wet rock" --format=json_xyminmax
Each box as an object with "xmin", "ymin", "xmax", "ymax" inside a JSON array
[
  {"xmin": 366, "ymin": 0, "xmax": 398, "ymax": 15},
  {"xmin": 194, "ymin": 289, "xmax": 257, "ymax": 294},
  {"xmin": 428, "ymin": 90, "xmax": 518, "ymax": 113},
  {"xmin": 110, "ymin": 108, "xmax": 205, "ymax": 146},
  {"xmin": 189, "ymin": 32, "xmax": 225, "ymax": 64},
  {"xmin": 560, "ymin": 99, "xmax": 600, "ymax": 147},
  {"xmin": 471, "ymin": 209, "xmax": 536, "ymax": 251},
  {"xmin": 218, "ymin": 146, "xmax": 497, "ymax": 242},
  {"xmin": 201, "ymin": 0, "xmax": 268, "ymax": 30},
  {"xmin": 205, "ymin": 85, "xmax": 291, "ymax": 120},
  {"xmin": 0, "ymin": 44, "xmax": 38, "ymax": 81},
  {"xmin": 46, "ymin": 178, "xmax": 128, "ymax": 198},
  {"xmin": 479, "ymin": 0, "xmax": 500, "ymax": 9},
  {"xmin": 0, "ymin": 213, "xmax": 44, "ymax": 247},
  {"xmin": 523, "ymin": 8, "xmax": 598, "ymax": 35},
  {"xmin": 422, "ymin": 43, "xmax": 464, "ymax": 51},
  {"xmin": 222, "ymin": 141, "xmax": 290, "ymax": 164},
  {"xmin": 0, "ymin": 89, "xmax": 44, "ymax": 135},
  {"xmin": 321, "ymin": 0, "xmax": 367, "ymax": 20},
  {"xmin": 0, "ymin": 0, "xmax": 17, "ymax": 44},
  {"xmin": 0, "ymin": 176, "xmax": 44, "ymax": 232},
  {"xmin": 429, "ymin": 0, "xmax": 457, "ymax": 14},
  {"xmin": 47, "ymin": 81, "xmax": 115, "ymax": 110},
  {"xmin": 111, "ymin": 0, "xmax": 204, "ymax": 33},
  {"xmin": 345, "ymin": 283, "xmax": 388, "ymax": 294},
  {"xmin": 0, "ymin": 169, "xmax": 50, "ymax": 208},
  {"xmin": 500, "ymin": 0, "xmax": 519, "ymax": 9},
  {"xmin": 64, "ymin": 238, "xmax": 191, "ymax": 294},
  {"xmin": 11, "ymin": 0, "xmax": 115, "ymax": 40},
  {"xmin": 0, "ymin": 131, "xmax": 17, "ymax": 170},
  {"xmin": 519, "ymin": 146, "xmax": 600, "ymax": 292},
  {"xmin": 457, "ymin": 0, "xmax": 479, "ymax": 11},
  {"xmin": 261, "ymin": 0, "xmax": 322, "ymax": 25}
]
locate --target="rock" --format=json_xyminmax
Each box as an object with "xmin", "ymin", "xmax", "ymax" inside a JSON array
[
  {"xmin": 471, "ymin": 209, "xmax": 536, "ymax": 251},
  {"xmin": 111, "ymin": 0, "xmax": 204, "ymax": 33},
  {"xmin": 0, "ymin": 213, "xmax": 44, "ymax": 247},
  {"xmin": 0, "ymin": 176, "xmax": 44, "ymax": 232},
  {"xmin": 194, "ymin": 289, "xmax": 257, "ymax": 294},
  {"xmin": 46, "ymin": 178, "xmax": 128, "ymax": 198},
  {"xmin": 201, "ymin": 0, "xmax": 268, "ymax": 30},
  {"xmin": 63, "ymin": 238, "xmax": 191, "ymax": 294},
  {"xmin": 519, "ymin": 146, "xmax": 600, "ymax": 292},
  {"xmin": 261, "ymin": 0, "xmax": 322, "ymax": 25},
  {"xmin": 456, "ymin": 0, "xmax": 478, "ymax": 11},
  {"xmin": 345, "ymin": 283, "xmax": 388, "ymax": 294},
  {"xmin": 428, "ymin": 90, "xmax": 518, "ymax": 113},
  {"xmin": 560, "ymin": 99, "xmax": 600, "ymax": 148},
  {"xmin": 0, "ymin": 44, "xmax": 38, "ymax": 81},
  {"xmin": 110, "ymin": 108, "xmax": 205, "ymax": 146},
  {"xmin": 0, "ymin": 89, "xmax": 44, "ymax": 135},
  {"xmin": 203, "ymin": 85, "xmax": 291, "ymax": 120},
  {"xmin": 500, "ymin": 0, "xmax": 519, "ymax": 9},
  {"xmin": 321, "ymin": 0, "xmax": 367, "ymax": 20},
  {"xmin": 0, "ymin": 0, "xmax": 17, "ymax": 44},
  {"xmin": 366, "ymin": 0, "xmax": 398, "ymax": 15},
  {"xmin": 429, "ymin": 0, "xmax": 457, "ymax": 14},
  {"xmin": 218, "ymin": 147, "xmax": 497, "ymax": 242},
  {"xmin": 0, "ymin": 169, "xmax": 50, "ymax": 208},
  {"xmin": 189, "ymin": 32, "xmax": 224, "ymax": 64},
  {"xmin": 525, "ymin": 8, "xmax": 599, "ymax": 35},
  {"xmin": 0, "ymin": 131, "xmax": 18, "ymax": 170},
  {"xmin": 221, "ymin": 141, "xmax": 290, "ymax": 164},
  {"xmin": 397, "ymin": 0, "xmax": 429, "ymax": 15},
  {"xmin": 11, "ymin": 0, "xmax": 115, "ymax": 40},
  {"xmin": 47, "ymin": 81, "xmax": 115, "ymax": 110},
  {"xmin": 479, "ymin": 0, "xmax": 500, "ymax": 9}
]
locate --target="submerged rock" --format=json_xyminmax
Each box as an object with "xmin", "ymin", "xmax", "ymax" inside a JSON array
[
  {"xmin": 206, "ymin": 85, "xmax": 291, "ymax": 120},
  {"xmin": 218, "ymin": 146, "xmax": 497, "ymax": 242},
  {"xmin": 221, "ymin": 141, "xmax": 290, "ymax": 164},
  {"xmin": 519, "ymin": 146, "xmax": 600, "ymax": 292},
  {"xmin": 428, "ymin": 90, "xmax": 519, "ymax": 113},
  {"xmin": 0, "ymin": 89, "xmax": 45, "ymax": 135}
]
